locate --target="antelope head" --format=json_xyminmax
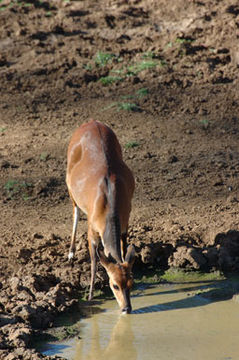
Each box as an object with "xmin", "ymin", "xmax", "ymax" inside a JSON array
[{"xmin": 98, "ymin": 245, "xmax": 135, "ymax": 314}]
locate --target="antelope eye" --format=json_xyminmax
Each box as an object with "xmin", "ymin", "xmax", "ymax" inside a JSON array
[{"xmin": 113, "ymin": 284, "xmax": 119, "ymax": 290}]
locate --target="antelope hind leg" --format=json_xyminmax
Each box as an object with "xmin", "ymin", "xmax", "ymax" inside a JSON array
[{"xmin": 68, "ymin": 204, "xmax": 80, "ymax": 261}]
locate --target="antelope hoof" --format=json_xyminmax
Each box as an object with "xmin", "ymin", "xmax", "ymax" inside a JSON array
[
  {"xmin": 68, "ymin": 251, "xmax": 74, "ymax": 261},
  {"xmin": 121, "ymin": 306, "xmax": 132, "ymax": 315}
]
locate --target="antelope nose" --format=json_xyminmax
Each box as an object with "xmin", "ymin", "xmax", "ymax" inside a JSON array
[{"xmin": 122, "ymin": 306, "xmax": 132, "ymax": 314}]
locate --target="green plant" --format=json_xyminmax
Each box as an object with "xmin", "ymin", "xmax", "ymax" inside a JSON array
[
  {"xmin": 161, "ymin": 269, "xmax": 224, "ymax": 283},
  {"xmin": 99, "ymin": 75, "xmax": 123, "ymax": 85},
  {"xmin": 125, "ymin": 141, "xmax": 140, "ymax": 149},
  {"xmin": 83, "ymin": 63, "xmax": 93, "ymax": 71},
  {"xmin": 136, "ymin": 87, "xmax": 149, "ymax": 97},
  {"xmin": 95, "ymin": 52, "xmax": 116, "ymax": 67},
  {"xmin": 23, "ymin": 3, "xmax": 32, "ymax": 7},
  {"xmin": 142, "ymin": 51, "xmax": 157, "ymax": 59},
  {"xmin": 209, "ymin": 48, "xmax": 217, "ymax": 53},
  {"xmin": 127, "ymin": 60, "xmax": 157, "ymax": 76},
  {"xmin": 166, "ymin": 42, "xmax": 173, "ymax": 48},
  {"xmin": 111, "ymin": 68, "xmax": 125, "ymax": 75},
  {"xmin": 0, "ymin": 0, "xmax": 33, "ymax": 10},
  {"xmin": 120, "ymin": 88, "xmax": 149, "ymax": 100},
  {"xmin": 4, "ymin": 180, "xmax": 32, "ymax": 200},
  {"xmin": 160, "ymin": 59, "xmax": 167, "ymax": 66},
  {"xmin": 200, "ymin": 119, "xmax": 209, "ymax": 129},
  {"xmin": 101, "ymin": 101, "xmax": 140, "ymax": 112},
  {"xmin": 0, "ymin": 127, "xmax": 6, "ymax": 132},
  {"xmin": 117, "ymin": 102, "xmax": 140, "ymax": 111},
  {"xmin": 101, "ymin": 102, "xmax": 118, "ymax": 111},
  {"xmin": 40, "ymin": 152, "xmax": 50, "ymax": 161},
  {"xmin": 175, "ymin": 37, "xmax": 194, "ymax": 44}
]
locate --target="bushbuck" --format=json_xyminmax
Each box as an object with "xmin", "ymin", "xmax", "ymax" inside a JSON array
[{"xmin": 66, "ymin": 120, "xmax": 135, "ymax": 313}]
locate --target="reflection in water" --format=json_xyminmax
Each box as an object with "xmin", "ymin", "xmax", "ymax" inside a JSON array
[
  {"xmin": 42, "ymin": 282, "xmax": 239, "ymax": 360},
  {"xmin": 74, "ymin": 314, "xmax": 137, "ymax": 360}
]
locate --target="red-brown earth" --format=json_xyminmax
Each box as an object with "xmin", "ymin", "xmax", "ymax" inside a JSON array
[{"xmin": 0, "ymin": 0, "xmax": 239, "ymax": 358}]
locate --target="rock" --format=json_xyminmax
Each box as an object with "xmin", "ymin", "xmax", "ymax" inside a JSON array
[
  {"xmin": 168, "ymin": 155, "xmax": 179, "ymax": 163},
  {"xmin": 232, "ymin": 294, "xmax": 239, "ymax": 303},
  {"xmin": 0, "ymin": 314, "xmax": 16, "ymax": 328},
  {"xmin": 202, "ymin": 247, "xmax": 218, "ymax": 268},
  {"xmin": 9, "ymin": 277, "xmax": 21, "ymax": 292},
  {"xmin": 140, "ymin": 243, "xmax": 161, "ymax": 265},
  {"xmin": 17, "ymin": 248, "xmax": 33, "ymax": 263},
  {"xmin": 215, "ymin": 230, "xmax": 239, "ymax": 271},
  {"xmin": 8, "ymin": 325, "xmax": 31, "ymax": 347},
  {"xmin": 0, "ymin": 160, "xmax": 10, "ymax": 169},
  {"xmin": 5, "ymin": 354, "xmax": 16, "ymax": 360},
  {"xmin": 169, "ymin": 246, "xmax": 207, "ymax": 270}
]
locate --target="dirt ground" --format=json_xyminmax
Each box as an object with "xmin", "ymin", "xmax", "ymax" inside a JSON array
[{"xmin": 1, "ymin": 0, "xmax": 239, "ymax": 358}]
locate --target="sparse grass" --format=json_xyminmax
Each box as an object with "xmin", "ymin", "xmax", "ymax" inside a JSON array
[
  {"xmin": 111, "ymin": 68, "xmax": 125, "ymax": 75},
  {"xmin": 117, "ymin": 102, "xmax": 140, "ymax": 111},
  {"xmin": 125, "ymin": 141, "xmax": 140, "ymax": 149},
  {"xmin": 40, "ymin": 152, "xmax": 50, "ymax": 161},
  {"xmin": 0, "ymin": 0, "xmax": 33, "ymax": 10},
  {"xmin": 142, "ymin": 51, "xmax": 157, "ymax": 59},
  {"xmin": 0, "ymin": 127, "xmax": 6, "ymax": 132},
  {"xmin": 166, "ymin": 42, "xmax": 173, "ymax": 48},
  {"xmin": 4, "ymin": 179, "xmax": 32, "ymax": 200},
  {"xmin": 175, "ymin": 37, "xmax": 194, "ymax": 44},
  {"xmin": 136, "ymin": 87, "xmax": 149, "ymax": 97},
  {"xmin": 121, "ymin": 88, "xmax": 149, "ymax": 100},
  {"xmin": 86, "ymin": 50, "xmax": 166, "ymax": 87},
  {"xmin": 101, "ymin": 101, "xmax": 140, "ymax": 112},
  {"xmin": 83, "ymin": 63, "xmax": 93, "ymax": 71},
  {"xmin": 101, "ymin": 102, "xmax": 118, "ymax": 111},
  {"xmin": 134, "ymin": 268, "xmax": 225, "ymax": 285},
  {"xmin": 23, "ymin": 3, "xmax": 32, "ymax": 7},
  {"xmin": 127, "ymin": 60, "xmax": 157, "ymax": 76},
  {"xmin": 101, "ymin": 88, "xmax": 148, "ymax": 112},
  {"xmin": 94, "ymin": 52, "xmax": 116, "ymax": 67},
  {"xmin": 209, "ymin": 48, "xmax": 217, "ymax": 53},
  {"xmin": 161, "ymin": 269, "xmax": 224, "ymax": 283},
  {"xmin": 99, "ymin": 75, "xmax": 123, "ymax": 85},
  {"xmin": 200, "ymin": 119, "xmax": 209, "ymax": 129}
]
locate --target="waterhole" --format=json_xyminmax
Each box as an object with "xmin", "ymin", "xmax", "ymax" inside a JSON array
[{"xmin": 41, "ymin": 281, "xmax": 239, "ymax": 360}]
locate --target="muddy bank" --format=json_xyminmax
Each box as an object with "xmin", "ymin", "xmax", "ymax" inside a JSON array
[
  {"xmin": 1, "ymin": 0, "xmax": 239, "ymax": 358},
  {"xmin": 1, "ymin": 228, "xmax": 239, "ymax": 359}
]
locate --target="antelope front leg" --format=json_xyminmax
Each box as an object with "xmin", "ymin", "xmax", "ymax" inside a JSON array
[
  {"xmin": 121, "ymin": 230, "xmax": 128, "ymax": 261},
  {"xmin": 68, "ymin": 204, "xmax": 80, "ymax": 261},
  {"xmin": 88, "ymin": 227, "xmax": 98, "ymax": 301}
]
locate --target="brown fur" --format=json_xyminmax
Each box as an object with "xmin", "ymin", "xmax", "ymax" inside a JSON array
[{"xmin": 66, "ymin": 120, "xmax": 135, "ymax": 312}]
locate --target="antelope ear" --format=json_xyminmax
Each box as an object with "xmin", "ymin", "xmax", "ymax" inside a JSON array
[
  {"xmin": 125, "ymin": 245, "xmax": 135, "ymax": 267},
  {"xmin": 97, "ymin": 248, "xmax": 110, "ymax": 269}
]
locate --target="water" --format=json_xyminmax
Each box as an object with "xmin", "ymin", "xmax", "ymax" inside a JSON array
[{"xmin": 42, "ymin": 282, "xmax": 239, "ymax": 360}]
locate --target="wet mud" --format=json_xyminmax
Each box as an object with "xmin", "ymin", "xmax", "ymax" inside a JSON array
[{"xmin": 1, "ymin": 0, "xmax": 239, "ymax": 358}]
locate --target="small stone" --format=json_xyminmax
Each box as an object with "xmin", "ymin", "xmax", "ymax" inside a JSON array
[{"xmin": 168, "ymin": 155, "xmax": 178, "ymax": 163}]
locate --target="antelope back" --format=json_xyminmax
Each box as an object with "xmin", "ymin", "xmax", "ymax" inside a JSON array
[{"xmin": 66, "ymin": 120, "xmax": 134, "ymax": 240}]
